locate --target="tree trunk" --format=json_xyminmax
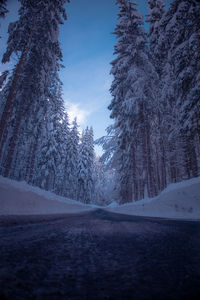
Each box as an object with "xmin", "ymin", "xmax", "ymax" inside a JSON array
[
  {"xmin": 4, "ymin": 91, "xmax": 28, "ymax": 177},
  {"xmin": 0, "ymin": 49, "xmax": 27, "ymax": 148}
]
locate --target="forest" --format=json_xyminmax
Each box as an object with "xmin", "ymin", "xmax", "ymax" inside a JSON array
[{"xmin": 0, "ymin": 0, "xmax": 199, "ymax": 205}]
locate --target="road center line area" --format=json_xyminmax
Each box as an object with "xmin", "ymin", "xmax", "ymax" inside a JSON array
[{"xmin": 0, "ymin": 209, "xmax": 200, "ymax": 300}]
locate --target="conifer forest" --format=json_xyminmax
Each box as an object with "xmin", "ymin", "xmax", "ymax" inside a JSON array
[
  {"xmin": 0, "ymin": 1, "xmax": 200, "ymax": 299},
  {"xmin": 0, "ymin": 0, "xmax": 199, "ymax": 205}
]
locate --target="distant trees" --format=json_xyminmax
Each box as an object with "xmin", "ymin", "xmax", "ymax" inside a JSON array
[
  {"xmin": 77, "ymin": 127, "xmax": 94, "ymax": 203},
  {"xmin": 93, "ymin": 155, "xmax": 117, "ymax": 206},
  {"xmin": 67, "ymin": 118, "xmax": 80, "ymax": 199},
  {"xmin": 101, "ymin": 0, "xmax": 200, "ymax": 203}
]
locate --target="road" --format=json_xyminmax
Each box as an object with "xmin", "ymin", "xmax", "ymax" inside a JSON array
[{"xmin": 0, "ymin": 209, "xmax": 200, "ymax": 300}]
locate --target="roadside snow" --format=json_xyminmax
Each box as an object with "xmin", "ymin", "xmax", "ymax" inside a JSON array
[
  {"xmin": 0, "ymin": 176, "xmax": 94, "ymax": 215},
  {"xmin": 0, "ymin": 176, "xmax": 200, "ymax": 219},
  {"xmin": 106, "ymin": 177, "xmax": 200, "ymax": 220}
]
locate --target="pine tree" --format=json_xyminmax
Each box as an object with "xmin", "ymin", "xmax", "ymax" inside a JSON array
[
  {"xmin": 109, "ymin": 0, "xmax": 157, "ymax": 202},
  {"xmin": 159, "ymin": 0, "xmax": 199, "ymax": 180},
  {"xmin": 169, "ymin": 0, "xmax": 200, "ymax": 142},
  {"xmin": 77, "ymin": 127, "xmax": 94, "ymax": 204},
  {"xmin": 67, "ymin": 118, "xmax": 80, "ymax": 199},
  {"xmin": 146, "ymin": 0, "xmax": 168, "ymax": 191},
  {"xmin": 34, "ymin": 72, "xmax": 66, "ymax": 192},
  {"xmin": 93, "ymin": 156, "xmax": 117, "ymax": 205},
  {"xmin": 103, "ymin": 0, "xmax": 200, "ymax": 205},
  {"xmin": 0, "ymin": 0, "xmax": 69, "ymax": 180},
  {"xmin": 56, "ymin": 111, "xmax": 71, "ymax": 196},
  {"xmin": 146, "ymin": 0, "xmax": 165, "ymax": 76},
  {"xmin": 36, "ymin": 105, "xmax": 60, "ymax": 191}
]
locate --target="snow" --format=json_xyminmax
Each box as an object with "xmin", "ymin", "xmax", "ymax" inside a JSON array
[
  {"xmin": 0, "ymin": 175, "xmax": 200, "ymax": 220},
  {"xmin": 0, "ymin": 176, "xmax": 94, "ymax": 215},
  {"xmin": 106, "ymin": 177, "xmax": 200, "ymax": 220}
]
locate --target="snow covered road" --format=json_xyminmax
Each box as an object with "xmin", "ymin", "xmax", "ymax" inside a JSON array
[{"xmin": 0, "ymin": 209, "xmax": 200, "ymax": 300}]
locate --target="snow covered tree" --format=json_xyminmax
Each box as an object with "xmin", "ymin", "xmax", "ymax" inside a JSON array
[
  {"xmin": 93, "ymin": 155, "xmax": 117, "ymax": 206},
  {"xmin": 37, "ymin": 120, "xmax": 59, "ymax": 191},
  {"xmin": 168, "ymin": 0, "xmax": 200, "ymax": 155},
  {"xmin": 158, "ymin": 0, "xmax": 199, "ymax": 180},
  {"xmin": 33, "ymin": 71, "xmax": 68, "ymax": 193},
  {"xmin": 146, "ymin": 0, "xmax": 170, "ymax": 191},
  {"xmin": 55, "ymin": 111, "xmax": 71, "ymax": 195},
  {"xmin": 66, "ymin": 118, "xmax": 80, "ymax": 199},
  {"xmin": 105, "ymin": 0, "xmax": 200, "ymax": 205},
  {"xmin": 0, "ymin": 0, "xmax": 69, "ymax": 180},
  {"xmin": 77, "ymin": 127, "xmax": 94, "ymax": 204},
  {"xmin": 146, "ymin": 0, "xmax": 165, "ymax": 76},
  {"xmin": 108, "ymin": 0, "xmax": 158, "ymax": 202},
  {"xmin": 95, "ymin": 125, "xmax": 121, "ymax": 203}
]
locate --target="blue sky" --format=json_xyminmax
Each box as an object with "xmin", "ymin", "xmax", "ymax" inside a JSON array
[
  {"xmin": 1, "ymin": 0, "xmax": 172, "ymax": 155},
  {"xmin": 59, "ymin": 0, "xmax": 118, "ymax": 154}
]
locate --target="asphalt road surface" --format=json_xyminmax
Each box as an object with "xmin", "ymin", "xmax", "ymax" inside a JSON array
[{"xmin": 0, "ymin": 209, "xmax": 200, "ymax": 300}]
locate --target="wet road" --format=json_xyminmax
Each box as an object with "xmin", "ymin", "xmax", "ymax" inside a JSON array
[{"xmin": 0, "ymin": 209, "xmax": 200, "ymax": 300}]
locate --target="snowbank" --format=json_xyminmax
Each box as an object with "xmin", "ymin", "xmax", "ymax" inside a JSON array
[
  {"xmin": 106, "ymin": 177, "xmax": 200, "ymax": 220},
  {"xmin": 0, "ymin": 176, "xmax": 94, "ymax": 215},
  {"xmin": 1, "ymin": 176, "xmax": 200, "ymax": 219}
]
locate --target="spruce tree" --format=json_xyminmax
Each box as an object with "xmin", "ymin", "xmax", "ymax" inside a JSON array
[
  {"xmin": 56, "ymin": 111, "xmax": 71, "ymax": 196},
  {"xmin": 0, "ymin": 0, "xmax": 69, "ymax": 180},
  {"xmin": 77, "ymin": 127, "xmax": 94, "ymax": 204},
  {"xmin": 67, "ymin": 118, "xmax": 80, "ymax": 199},
  {"xmin": 159, "ymin": 0, "xmax": 199, "ymax": 180},
  {"xmin": 103, "ymin": 0, "xmax": 200, "ymax": 204},
  {"xmin": 109, "ymin": 0, "xmax": 157, "ymax": 202},
  {"xmin": 146, "ymin": 0, "xmax": 168, "ymax": 191}
]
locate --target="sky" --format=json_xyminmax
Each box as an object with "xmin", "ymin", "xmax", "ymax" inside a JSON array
[{"xmin": 0, "ymin": 0, "xmax": 172, "ymax": 155}]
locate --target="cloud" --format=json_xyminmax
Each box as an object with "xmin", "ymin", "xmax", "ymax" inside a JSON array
[
  {"xmin": 60, "ymin": 53, "xmax": 113, "ymax": 147},
  {"xmin": 65, "ymin": 100, "xmax": 91, "ymax": 126}
]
